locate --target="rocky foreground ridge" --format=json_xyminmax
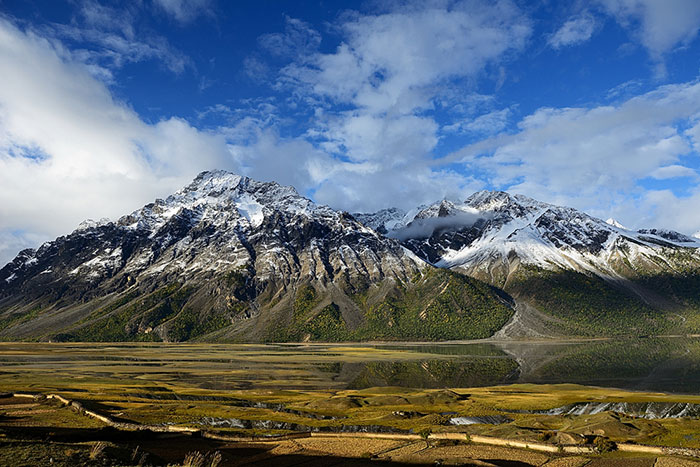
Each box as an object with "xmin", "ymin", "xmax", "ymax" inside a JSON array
[{"xmin": 1, "ymin": 170, "xmax": 700, "ymax": 342}]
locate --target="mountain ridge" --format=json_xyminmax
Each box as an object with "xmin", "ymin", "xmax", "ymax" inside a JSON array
[
  {"xmin": 2, "ymin": 170, "xmax": 700, "ymax": 342},
  {"xmin": 354, "ymin": 190, "xmax": 700, "ymax": 337},
  {"xmin": 0, "ymin": 170, "xmax": 511, "ymax": 343}
]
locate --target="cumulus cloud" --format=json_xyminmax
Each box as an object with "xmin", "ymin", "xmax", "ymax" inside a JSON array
[
  {"xmin": 225, "ymin": 125, "xmax": 483, "ymax": 214},
  {"xmin": 638, "ymin": 188, "xmax": 700, "ymax": 234},
  {"xmin": 324, "ymin": 113, "xmax": 439, "ymax": 163},
  {"xmin": 0, "ymin": 18, "xmax": 232, "ymax": 265},
  {"xmin": 228, "ymin": 129, "xmax": 331, "ymax": 194},
  {"xmin": 449, "ymin": 80, "xmax": 700, "ymax": 233},
  {"xmin": 548, "ymin": 14, "xmax": 597, "ymax": 48},
  {"xmin": 265, "ymin": 0, "xmax": 530, "ymax": 211},
  {"xmin": 282, "ymin": 1, "xmax": 530, "ymax": 114}
]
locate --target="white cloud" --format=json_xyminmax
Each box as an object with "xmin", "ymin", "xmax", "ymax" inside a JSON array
[
  {"xmin": 152, "ymin": 0, "xmax": 213, "ymax": 24},
  {"xmin": 265, "ymin": 0, "xmax": 530, "ymax": 212},
  {"xmin": 313, "ymin": 165, "xmax": 484, "ymax": 213},
  {"xmin": 684, "ymin": 117, "xmax": 700, "ymax": 150},
  {"xmin": 638, "ymin": 188, "xmax": 700, "ymax": 234},
  {"xmin": 0, "ymin": 18, "xmax": 232, "ymax": 265},
  {"xmin": 548, "ymin": 14, "xmax": 596, "ymax": 49},
  {"xmin": 445, "ymin": 108, "xmax": 511, "ymax": 135},
  {"xmin": 228, "ymin": 129, "xmax": 331, "ymax": 194},
  {"xmin": 648, "ymin": 164, "xmax": 698, "ymax": 180},
  {"xmin": 598, "ymin": 0, "xmax": 700, "ymax": 74},
  {"xmin": 283, "ymin": 1, "xmax": 530, "ymax": 115},
  {"xmin": 449, "ymin": 80, "xmax": 700, "ymax": 232},
  {"xmin": 325, "ymin": 113, "xmax": 439, "ymax": 163}
]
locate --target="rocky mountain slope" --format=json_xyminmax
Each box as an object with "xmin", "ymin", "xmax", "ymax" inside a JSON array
[
  {"xmin": 3, "ymin": 171, "xmax": 700, "ymax": 342},
  {"xmin": 355, "ymin": 191, "xmax": 700, "ymax": 337},
  {"xmin": 0, "ymin": 171, "xmax": 512, "ymax": 342}
]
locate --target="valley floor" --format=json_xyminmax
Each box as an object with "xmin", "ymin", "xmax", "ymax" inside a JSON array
[
  {"xmin": 1, "ymin": 389, "xmax": 699, "ymax": 466},
  {"xmin": 0, "ymin": 342, "xmax": 699, "ymax": 465}
]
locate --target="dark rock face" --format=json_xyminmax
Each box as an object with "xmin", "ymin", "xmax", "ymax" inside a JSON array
[{"xmin": 0, "ymin": 171, "xmax": 428, "ymax": 342}]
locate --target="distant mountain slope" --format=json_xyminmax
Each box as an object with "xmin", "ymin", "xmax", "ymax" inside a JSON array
[
  {"xmin": 355, "ymin": 191, "xmax": 700, "ymax": 336},
  {"xmin": 0, "ymin": 171, "xmax": 512, "ymax": 342}
]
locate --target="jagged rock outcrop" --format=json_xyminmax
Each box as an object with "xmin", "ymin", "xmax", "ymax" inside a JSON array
[{"xmin": 0, "ymin": 171, "xmax": 511, "ymax": 342}]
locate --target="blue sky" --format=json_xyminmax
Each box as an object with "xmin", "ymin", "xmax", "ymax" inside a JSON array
[{"xmin": 2, "ymin": 0, "xmax": 700, "ymax": 265}]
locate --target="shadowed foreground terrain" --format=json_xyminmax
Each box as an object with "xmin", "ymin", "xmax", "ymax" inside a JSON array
[{"xmin": 1, "ymin": 388, "xmax": 700, "ymax": 466}]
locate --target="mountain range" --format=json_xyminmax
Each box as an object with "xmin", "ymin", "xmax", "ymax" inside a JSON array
[{"xmin": 1, "ymin": 170, "xmax": 699, "ymax": 342}]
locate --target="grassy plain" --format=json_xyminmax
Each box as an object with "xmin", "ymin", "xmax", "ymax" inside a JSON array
[{"xmin": 0, "ymin": 343, "xmax": 699, "ymax": 466}]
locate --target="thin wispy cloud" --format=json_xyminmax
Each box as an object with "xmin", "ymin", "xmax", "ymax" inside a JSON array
[
  {"xmin": 152, "ymin": 0, "xmax": 214, "ymax": 24},
  {"xmin": 548, "ymin": 14, "xmax": 597, "ymax": 49},
  {"xmin": 447, "ymin": 80, "xmax": 700, "ymax": 230}
]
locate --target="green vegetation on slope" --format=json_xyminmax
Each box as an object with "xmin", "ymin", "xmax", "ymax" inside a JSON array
[
  {"xmin": 0, "ymin": 305, "xmax": 43, "ymax": 337},
  {"xmin": 271, "ymin": 268, "xmax": 513, "ymax": 342},
  {"xmin": 272, "ymin": 286, "xmax": 351, "ymax": 341},
  {"xmin": 25, "ymin": 264, "xmax": 514, "ymax": 343},
  {"xmin": 167, "ymin": 304, "xmax": 231, "ymax": 342},
  {"xmin": 630, "ymin": 250, "xmax": 700, "ymax": 332},
  {"xmin": 294, "ymin": 284, "xmax": 318, "ymax": 319},
  {"xmin": 56, "ymin": 284, "xmax": 193, "ymax": 342},
  {"xmin": 508, "ymin": 265, "xmax": 669, "ymax": 336},
  {"xmin": 355, "ymin": 268, "xmax": 512, "ymax": 341}
]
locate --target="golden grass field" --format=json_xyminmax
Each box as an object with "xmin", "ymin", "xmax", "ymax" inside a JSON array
[{"xmin": 0, "ymin": 342, "xmax": 699, "ymax": 466}]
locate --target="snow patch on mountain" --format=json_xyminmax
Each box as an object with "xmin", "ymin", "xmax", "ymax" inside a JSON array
[
  {"xmin": 373, "ymin": 190, "xmax": 700, "ymax": 275},
  {"xmin": 236, "ymin": 193, "xmax": 265, "ymax": 228},
  {"xmin": 353, "ymin": 208, "xmax": 408, "ymax": 234},
  {"xmin": 606, "ymin": 218, "xmax": 627, "ymax": 229},
  {"xmin": 0, "ymin": 170, "xmax": 423, "ymax": 293},
  {"xmin": 76, "ymin": 218, "xmax": 111, "ymax": 232}
]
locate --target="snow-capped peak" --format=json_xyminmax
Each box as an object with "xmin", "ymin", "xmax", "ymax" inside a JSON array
[
  {"xmin": 113, "ymin": 170, "xmax": 332, "ymax": 235},
  {"xmin": 76, "ymin": 218, "xmax": 111, "ymax": 232},
  {"xmin": 361, "ymin": 190, "xmax": 700, "ymax": 276},
  {"xmin": 606, "ymin": 218, "xmax": 627, "ymax": 229},
  {"xmin": 353, "ymin": 207, "xmax": 408, "ymax": 234}
]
